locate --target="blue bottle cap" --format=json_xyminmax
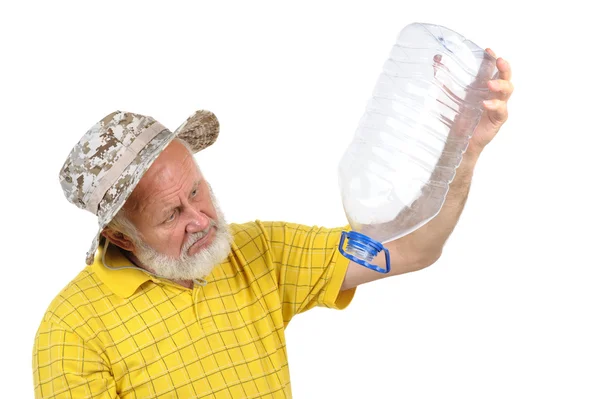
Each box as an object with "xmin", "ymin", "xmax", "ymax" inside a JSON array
[{"xmin": 338, "ymin": 231, "xmax": 391, "ymax": 273}]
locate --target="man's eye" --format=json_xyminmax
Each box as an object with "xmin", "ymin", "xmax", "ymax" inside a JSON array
[
  {"xmin": 191, "ymin": 189, "xmax": 198, "ymax": 197},
  {"xmin": 165, "ymin": 211, "xmax": 176, "ymax": 223}
]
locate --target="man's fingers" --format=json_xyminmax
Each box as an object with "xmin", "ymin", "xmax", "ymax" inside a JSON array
[
  {"xmin": 485, "ymin": 48, "xmax": 497, "ymax": 58},
  {"xmin": 497, "ymin": 57, "xmax": 512, "ymax": 81},
  {"xmin": 488, "ymin": 79, "xmax": 514, "ymax": 99},
  {"xmin": 485, "ymin": 48, "xmax": 512, "ymax": 81},
  {"xmin": 483, "ymin": 99, "xmax": 509, "ymax": 124}
]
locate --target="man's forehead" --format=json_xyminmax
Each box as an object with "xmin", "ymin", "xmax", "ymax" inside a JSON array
[
  {"xmin": 130, "ymin": 173, "xmax": 201, "ymax": 211},
  {"xmin": 125, "ymin": 142, "xmax": 202, "ymax": 213}
]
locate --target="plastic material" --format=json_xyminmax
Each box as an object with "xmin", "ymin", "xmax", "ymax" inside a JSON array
[
  {"xmin": 338, "ymin": 231, "xmax": 391, "ymax": 273},
  {"xmin": 338, "ymin": 23, "xmax": 498, "ymax": 272}
]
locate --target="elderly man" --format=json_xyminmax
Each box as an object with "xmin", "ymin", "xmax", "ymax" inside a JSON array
[{"xmin": 32, "ymin": 52, "xmax": 513, "ymax": 398}]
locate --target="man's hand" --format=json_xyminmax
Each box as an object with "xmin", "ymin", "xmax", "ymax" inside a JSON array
[{"xmin": 467, "ymin": 48, "xmax": 514, "ymax": 156}]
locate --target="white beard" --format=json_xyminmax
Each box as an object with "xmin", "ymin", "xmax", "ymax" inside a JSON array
[{"xmin": 132, "ymin": 190, "xmax": 233, "ymax": 281}]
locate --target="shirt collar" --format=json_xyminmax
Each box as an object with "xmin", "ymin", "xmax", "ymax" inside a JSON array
[{"xmin": 91, "ymin": 240, "xmax": 154, "ymax": 298}]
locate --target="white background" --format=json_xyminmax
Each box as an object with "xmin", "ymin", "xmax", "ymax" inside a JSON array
[{"xmin": 1, "ymin": 1, "xmax": 598, "ymax": 398}]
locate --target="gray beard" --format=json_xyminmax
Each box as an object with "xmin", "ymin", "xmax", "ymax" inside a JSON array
[{"xmin": 132, "ymin": 194, "xmax": 233, "ymax": 281}]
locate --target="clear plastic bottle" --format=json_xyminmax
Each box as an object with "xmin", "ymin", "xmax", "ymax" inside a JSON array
[{"xmin": 338, "ymin": 23, "xmax": 498, "ymax": 273}]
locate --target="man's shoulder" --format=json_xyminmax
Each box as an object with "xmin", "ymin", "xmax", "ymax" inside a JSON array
[
  {"xmin": 229, "ymin": 220, "xmax": 347, "ymax": 240},
  {"xmin": 227, "ymin": 220, "xmax": 269, "ymax": 253},
  {"xmin": 227, "ymin": 220, "xmax": 347, "ymax": 257},
  {"xmin": 228, "ymin": 220, "xmax": 320, "ymax": 237},
  {"xmin": 39, "ymin": 266, "xmax": 107, "ymax": 329},
  {"xmin": 228, "ymin": 220, "xmax": 305, "ymax": 247}
]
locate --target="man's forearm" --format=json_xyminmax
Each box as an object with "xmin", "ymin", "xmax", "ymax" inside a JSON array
[{"xmin": 388, "ymin": 150, "xmax": 480, "ymax": 274}]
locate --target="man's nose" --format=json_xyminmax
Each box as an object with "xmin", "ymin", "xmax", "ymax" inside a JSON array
[{"xmin": 185, "ymin": 207, "xmax": 211, "ymax": 234}]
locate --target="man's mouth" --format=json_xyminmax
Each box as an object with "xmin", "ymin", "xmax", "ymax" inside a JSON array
[{"xmin": 187, "ymin": 226, "xmax": 216, "ymax": 256}]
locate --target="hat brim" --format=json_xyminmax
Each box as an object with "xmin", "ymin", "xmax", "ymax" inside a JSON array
[{"xmin": 173, "ymin": 110, "xmax": 220, "ymax": 153}]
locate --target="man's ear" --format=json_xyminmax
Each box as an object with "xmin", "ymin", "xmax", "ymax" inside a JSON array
[{"xmin": 101, "ymin": 228, "xmax": 136, "ymax": 252}]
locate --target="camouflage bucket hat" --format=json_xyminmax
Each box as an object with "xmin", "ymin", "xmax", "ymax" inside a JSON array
[{"xmin": 59, "ymin": 110, "xmax": 219, "ymax": 265}]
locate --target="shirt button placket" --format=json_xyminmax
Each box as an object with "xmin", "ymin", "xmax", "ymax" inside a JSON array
[{"xmin": 192, "ymin": 282, "xmax": 202, "ymax": 322}]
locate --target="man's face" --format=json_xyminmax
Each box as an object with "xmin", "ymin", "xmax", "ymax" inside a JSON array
[{"xmin": 122, "ymin": 140, "xmax": 231, "ymax": 280}]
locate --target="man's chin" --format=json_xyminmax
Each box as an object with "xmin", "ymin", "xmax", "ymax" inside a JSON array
[
  {"xmin": 133, "ymin": 219, "xmax": 232, "ymax": 282},
  {"xmin": 154, "ymin": 252, "xmax": 221, "ymax": 279}
]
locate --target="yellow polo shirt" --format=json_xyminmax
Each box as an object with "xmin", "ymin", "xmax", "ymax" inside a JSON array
[{"xmin": 33, "ymin": 221, "xmax": 355, "ymax": 398}]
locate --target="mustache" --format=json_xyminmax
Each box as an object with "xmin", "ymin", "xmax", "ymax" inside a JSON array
[{"xmin": 181, "ymin": 218, "xmax": 218, "ymax": 255}]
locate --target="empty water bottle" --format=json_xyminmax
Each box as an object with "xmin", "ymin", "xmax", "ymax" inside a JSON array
[{"xmin": 338, "ymin": 23, "xmax": 498, "ymax": 273}]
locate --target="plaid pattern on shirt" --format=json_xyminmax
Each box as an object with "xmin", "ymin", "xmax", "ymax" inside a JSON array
[{"xmin": 32, "ymin": 221, "xmax": 355, "ymax": 398}]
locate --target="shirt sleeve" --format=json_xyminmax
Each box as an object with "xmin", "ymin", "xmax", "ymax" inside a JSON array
[
  {"xmin": 33, "ymin": 320, "xmax": 118, "ymax": 399},
  {"xmin": 257, "ymin": 221, "xmax": 357, "ymax": 323}
]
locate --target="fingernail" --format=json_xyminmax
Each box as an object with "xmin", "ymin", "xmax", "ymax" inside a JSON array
[{"xmin": 483, "ymin": 100, "xmax": 494, "ymax": 107}]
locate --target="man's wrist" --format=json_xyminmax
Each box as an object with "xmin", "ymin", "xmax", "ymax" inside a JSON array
[
  {"xmin": 464, "ymin": 146, "xmax": 481, "ymax": 165},
  {"xmin": 448, "ymin": 149, "xmax": 478, "ymax": 196}
]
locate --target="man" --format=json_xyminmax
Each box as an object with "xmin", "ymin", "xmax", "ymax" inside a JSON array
[{"xmin": 32, "ymin": 50, "xmax": 513, "ymax": 398}]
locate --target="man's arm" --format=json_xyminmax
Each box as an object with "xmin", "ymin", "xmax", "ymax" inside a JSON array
[
  {"xmin": 341, "ymin": 149, "xmax": 479, "ymax": 290},
  {"xmin": 341, "ymin": 50, "xmax": 513, "ymax": 291}
]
